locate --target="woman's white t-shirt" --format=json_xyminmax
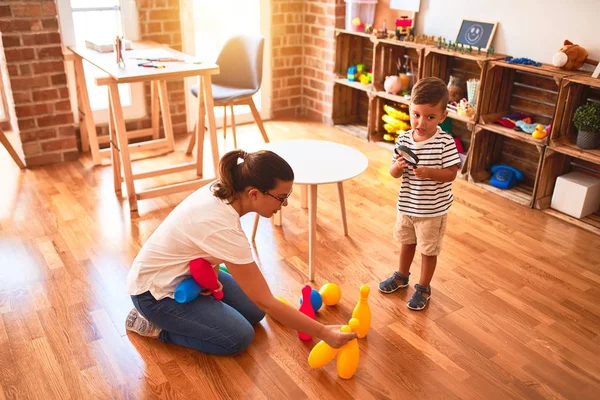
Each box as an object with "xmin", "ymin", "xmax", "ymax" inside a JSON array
[{"xmin": 126, "ymin": 184, "xmax": 255, "ymax": 300}]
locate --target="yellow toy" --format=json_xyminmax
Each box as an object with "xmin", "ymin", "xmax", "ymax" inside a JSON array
[
  {"xmin": 308, "ymin": 318, "xmax": 361, "ymax": 379},
  {"xmin": 532, "ymin": 124, "xmax": 548, "ymax": 140},
  {"xmin": 275, "ymin": 295, "xmax": 291, "ymax": 306},
  {"xmin": 351, "ymin": 285, "xmax": 371, "ymax": 338},
  {"xmin": 319, "ymin": 283, "xmax": 342, "ymax": 306},
  {"xmin": 383, "ymin": 105, "xmax": 410, "ymax": 121},
  {"xmin": 359, "ymin": 74, "xmax": 370, "ymax": 85},
  {"xmin": 382, "ymin": 114, "xmax": 411, "ymax": 131}
]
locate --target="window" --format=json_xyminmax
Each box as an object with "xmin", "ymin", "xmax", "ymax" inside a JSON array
[
  {"xmin": 180, "ymin": 0, "xmax": 271, "ymax": 130},
  {"xmin": 58, "ymin": 0, "xmax": 145, "ymax": 123}
]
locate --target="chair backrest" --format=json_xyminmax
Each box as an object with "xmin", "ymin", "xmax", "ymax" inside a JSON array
[{"xmin": 213, "ymin": 35, "xmax": 264, "ymax": 91}]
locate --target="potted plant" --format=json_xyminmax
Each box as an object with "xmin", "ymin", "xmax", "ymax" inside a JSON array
[{"xmin": 573, "ymin": 102, "xmax": 600, "ymax": 149}]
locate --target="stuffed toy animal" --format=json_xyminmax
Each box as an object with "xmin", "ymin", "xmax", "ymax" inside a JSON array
[{"xmin": 552, "ymin": 40, "xmax": 595, "ymax": 71}]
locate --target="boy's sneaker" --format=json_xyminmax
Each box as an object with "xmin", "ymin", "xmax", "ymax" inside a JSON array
[
  {"xmin": 378, "ymin": 271, "xmax": 410, "ymax": 294},
  {"xmin": 125, "ymin": 308, "xmax": 161, "ymax": 338},
  {"xmin": 407, "ymin": 284, "xmax": 431, "ymax": 311}
]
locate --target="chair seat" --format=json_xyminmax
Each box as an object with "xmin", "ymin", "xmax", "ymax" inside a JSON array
[{"xmin": 190, "ymin": 84, "xmax": 257, "ymax": 103}]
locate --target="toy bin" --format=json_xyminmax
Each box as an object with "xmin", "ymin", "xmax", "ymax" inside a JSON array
[{"xmin": 345, "ymin": 0, "xmax": 377, "ymax": 32}]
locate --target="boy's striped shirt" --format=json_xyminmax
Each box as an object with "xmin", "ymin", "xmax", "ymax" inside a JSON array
[{"xmin": 395, "ymin": 127, "xmax": 460, "ymax": 217}]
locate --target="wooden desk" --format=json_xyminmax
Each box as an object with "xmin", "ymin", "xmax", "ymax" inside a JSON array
[
  {"xmin": 251, "ymin": 140, "xmax": 369, "ymax": 280},
  {"xmin": 67, "ymin": 42, "xmax": 220, "ymax": 212}
]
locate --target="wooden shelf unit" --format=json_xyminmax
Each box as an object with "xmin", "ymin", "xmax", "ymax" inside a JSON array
[
  {"xmin": 478, "ymin": 61, "xmax": 573, "ymax": 146},
  {"xmin": 550, "ymin": 74, "xmax": 600, "ymax": 165},
  {"xmin": 330, "ymin": 31, "xmax": 600, "ymax": 234},
  {"xmin": 467, "ymin": 125, "xmax": 545, "ymax": 208},
  {"xmin": 535, "ymin": 149, "xmax": 600, "ymax": 235}
]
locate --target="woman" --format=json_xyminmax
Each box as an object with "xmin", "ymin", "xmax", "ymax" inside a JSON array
[{"xmin": 126, "ymin": 149, "xmax": 356, "ymax": 354}]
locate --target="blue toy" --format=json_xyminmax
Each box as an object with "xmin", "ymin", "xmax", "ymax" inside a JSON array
[
  {"xmin": 504, "ymin": 56, "xmax": 542, "ymax": 67},
  {"xmin": 514, "ymin": 120, "xmax": 538, "ymax": 134},
  {"xmin": 299, "ymin": 288, "xmax": 323, "ymax": 312},
  {"xmin": 347, "ymin": 66, "xmax": 358, "ymax": 81},
  {"xmin": 489, "ymin": 164, "xmax": 524, "ymax": 190},
  {"xmin": 174, "ymin": 277, "xmax": 203, "ymax": 303}
]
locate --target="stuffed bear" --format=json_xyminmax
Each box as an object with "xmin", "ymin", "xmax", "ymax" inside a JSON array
[{"xmin": 552, "ymin": 40, "xmax": 590, "ymax": 70}]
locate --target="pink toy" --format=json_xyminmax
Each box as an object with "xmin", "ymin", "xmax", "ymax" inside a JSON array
[
  {"xmin": 298, "ymin": 285, "xmax": 316, "ymax": 341},
  {"xmin": 190, "ymin": 258, "xmax": 224, "ymax": 300}
]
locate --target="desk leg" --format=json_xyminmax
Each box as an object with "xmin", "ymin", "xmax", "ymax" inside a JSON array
[
  {"xmin": 202, "ymin": 75, "xmax": 220, "ymax": 176},
  {"xmin": 308, "ymin": 184, "xmax": 317, "ymax": 281},
  {"xmin": 157, "ymin": 81, "xmax": 175, "ymax": 152},
  {"xmin": 108, "ymin": 83, "xmax": 137, "ymax": 212},
  {"xmin": 300, "ymin": 185, "xmax": 308, "ymax": 209},
  {"xmin": 251, "ymin": 213, "xmax": 260, "ymax": 242},
  {"xmin": 151, "ymin": 81, "xmax": 160, "ymax": 140},
  {"xmin": 108, "ymin": 91, "xmax": 121, "ymax": 194},
  {"xmin": 73, "ymin": 57, "xmax": 100, "ymax": 165},
  {"xmin": 196, "ymin": 76, "xmax": 206, "ymax": 177},
  {"xmin": 337, "ymin": 182, "xmax": 348, "ymax": 235}
]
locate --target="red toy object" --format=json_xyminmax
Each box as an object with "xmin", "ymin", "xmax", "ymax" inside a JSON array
[
  {"xmin": 298, "ymin": 285, "xmax": 316, "ymax": 341},
  {"xmin": 190, "ymin": 258, "xmax": 224, "ymax": 300}
]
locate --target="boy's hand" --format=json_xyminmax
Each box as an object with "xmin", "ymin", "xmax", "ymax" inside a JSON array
[
  {"xmin": 414, "ymin": 166, "xmax": 431, "ymax": 179},
  {"xmin": 393, "ymin": 155, "xmax": 408, "ymax": 170}
]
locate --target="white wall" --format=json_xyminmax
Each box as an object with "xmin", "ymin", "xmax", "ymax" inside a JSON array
[{"xmin": 415, "ymin": 0, "xmax": 600, "ymax": 70}]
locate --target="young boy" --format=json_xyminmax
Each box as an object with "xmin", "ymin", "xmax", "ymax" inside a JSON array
[{"xmin": 379, "ymin": 77, "xmax": 461, "ymax": 311}]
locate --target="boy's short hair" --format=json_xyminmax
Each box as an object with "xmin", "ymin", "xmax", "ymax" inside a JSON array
[{"xmin": 411, "ymin": 77, "xmax": 449, "ymax": 110}]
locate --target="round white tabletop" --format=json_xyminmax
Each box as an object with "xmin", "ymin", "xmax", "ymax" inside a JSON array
[
  {"xmin": 261, "ymin": 140, "xmax": 369, "ymax": 185},
  {"xmin": 252, "ymin": 139, "xmax": 369, "ymax": 281}
]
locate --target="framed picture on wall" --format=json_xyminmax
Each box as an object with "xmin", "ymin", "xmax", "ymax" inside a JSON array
[{"xmin": 455, "ymin": 19, "xmax": 498, "ymax": 51}]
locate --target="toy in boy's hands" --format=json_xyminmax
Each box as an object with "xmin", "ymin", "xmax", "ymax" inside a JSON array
[{"xmin": 394, "ymin": 145, "xmax": 419, "ymax": 167}]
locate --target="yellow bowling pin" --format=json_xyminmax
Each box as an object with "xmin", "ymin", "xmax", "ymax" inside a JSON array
[
  {"xmin": 308, "ymin": 340, "xmax": 339, "ymax": 368},
  {"xmin": 351, "ymin": 285, "xmax": 371, "ymax": 338},
  {"xmin": 336, "ymin": 318, "xmax": 360, "ymax": 379}
]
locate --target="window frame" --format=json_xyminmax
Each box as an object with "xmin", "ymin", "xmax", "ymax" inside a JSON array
[{"xmin": 57, "ymin": 0, "xmax": 146, "ymax": 125}]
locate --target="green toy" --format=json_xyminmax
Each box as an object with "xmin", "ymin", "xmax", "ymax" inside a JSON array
[{"xmin": 219, "ymin": 264, "xmax": 230, "ymax": 274}]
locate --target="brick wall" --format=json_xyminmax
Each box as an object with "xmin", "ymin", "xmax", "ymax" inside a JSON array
[
  {"xmin": 271, "ymin": 0, "xmax": 341, "ymax": 123},
  {"xmin": 271, "ymin": 0, "xmax": 304, "ymax": 118},
  {"xmin": 0, "ymin": 0, "xmax": 78, "ymax": 167}
]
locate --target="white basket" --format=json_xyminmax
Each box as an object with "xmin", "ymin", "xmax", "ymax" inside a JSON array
[{"xmin": 345, "ymin": 0, "xmax": 378, "ymax": 32}]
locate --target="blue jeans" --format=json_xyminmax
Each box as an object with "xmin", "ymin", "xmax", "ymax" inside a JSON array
[{"xmin": 131, "ymin": 271, "xmax": 265, "ymax": 355}]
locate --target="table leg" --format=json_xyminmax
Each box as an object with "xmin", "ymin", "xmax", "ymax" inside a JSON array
[
  {"xmin": 73, "ymin": 57, "xmax": 100, "ymax": 165},
  {"xmin": 251, "ymin": 213, "xmax": 260, "ymax": 242},
  {"xmin": 337, "ymin": 182, "xmax": 348, "ymax": 235},
  {"xmin": 308, "ymin": 184, "xmax": 317, "ymax": 281},
  {"xmin": 107, "ymin": 91, "xmax": 121, "ymax": 194},
  {"xmin": 151, "ymin": 81, "xmax": 160, "ymax": 140},
  {"xmin": 108, "ymin": 83, "xmax": 137, "ymax": 212},
  {"xmin": 300, "ymin": 185, "xmax": 308, "ymax": 209},
  {"xmin": 201, "ymin": 75, "xmax": 220, "ymax": 177},
  {"xmin": 157, "ymin": 80, "xmax": 175, "ymax": 152},
  {"xmin": 196, "ymin": 76, "xmax": 206, "ymax": 177}
]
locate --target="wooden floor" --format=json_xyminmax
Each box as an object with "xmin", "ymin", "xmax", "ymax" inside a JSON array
[{"xmin": 1, "ymin": 119, "xmax": 600, "ymax": 400}]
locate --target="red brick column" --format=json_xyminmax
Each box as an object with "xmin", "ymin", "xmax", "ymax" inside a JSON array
[{"xmin": 0, "ymin": 1, "xmax": 77, "ymax": 167}]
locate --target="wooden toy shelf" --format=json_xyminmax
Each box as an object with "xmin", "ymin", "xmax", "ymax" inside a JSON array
[{"xmin": 330, "ymin": 31, "xmax": 600, "ymax": 234}]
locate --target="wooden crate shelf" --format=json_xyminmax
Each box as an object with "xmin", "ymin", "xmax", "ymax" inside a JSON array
[
  {"xmin": 372, "ymin": 95, "xmax": 410, "ymax": 144},
  {"xmin": 479, "ymin": 113, "xmax": 547, "ymax": 147},
  {"xmin": 478, "ymin": 61, "xmax": 573, "ymax": 146},
  {"xmin": 468, "ymin": 125, "xmax": 545, "ymax": 207},
  {"xmin": 422, "ymin": 48, "xmax": 505, "ymax": 121},
  {"xmin": 375, "ymin": 90, "xmax": 410, "ymax": 106},
  {"xmin": 550, "ymin": 73, "xmax": 600, "ymax": 165},
  {"xmin": 332, "ymin": 84, "xmax": 371, "ymax": 140},
  {"xmin": 535, "ymin": 148, "xmax": 600, "ymax": 235},
  {"xmin": 333, "ymin": 77, "xmax": 372, "ymax": 93},
  {"xmin": 372, "ymin": 39, "xmax": 425, "ymax": 93}
]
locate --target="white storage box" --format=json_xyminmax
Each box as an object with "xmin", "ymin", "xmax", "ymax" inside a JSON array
[
  {"xmin": 551, "ymin": 171, "xmax": 600, "ymax": 218},
  {"xmin": 345, "ymin": 0, "xmax": 377, "ymax": 31}
]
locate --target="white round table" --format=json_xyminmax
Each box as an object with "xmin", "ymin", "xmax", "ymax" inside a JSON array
[{"xmin": 251, "ymin": 139, "xmax": 369, "ymax": 280}]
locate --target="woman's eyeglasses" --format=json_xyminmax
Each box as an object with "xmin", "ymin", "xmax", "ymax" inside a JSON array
[{"xmin": 261, "ymin": 190, "xmax": 292, "ymax": 203}]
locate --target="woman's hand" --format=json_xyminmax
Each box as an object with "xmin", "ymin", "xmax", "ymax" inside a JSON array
[
  {"xmin": 319, "ymin": 325, "xmax": 357, "ymax": 349},
  {"xmin": 200, "ymin": 280, "xmax": 223, "ymax": 296}
]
